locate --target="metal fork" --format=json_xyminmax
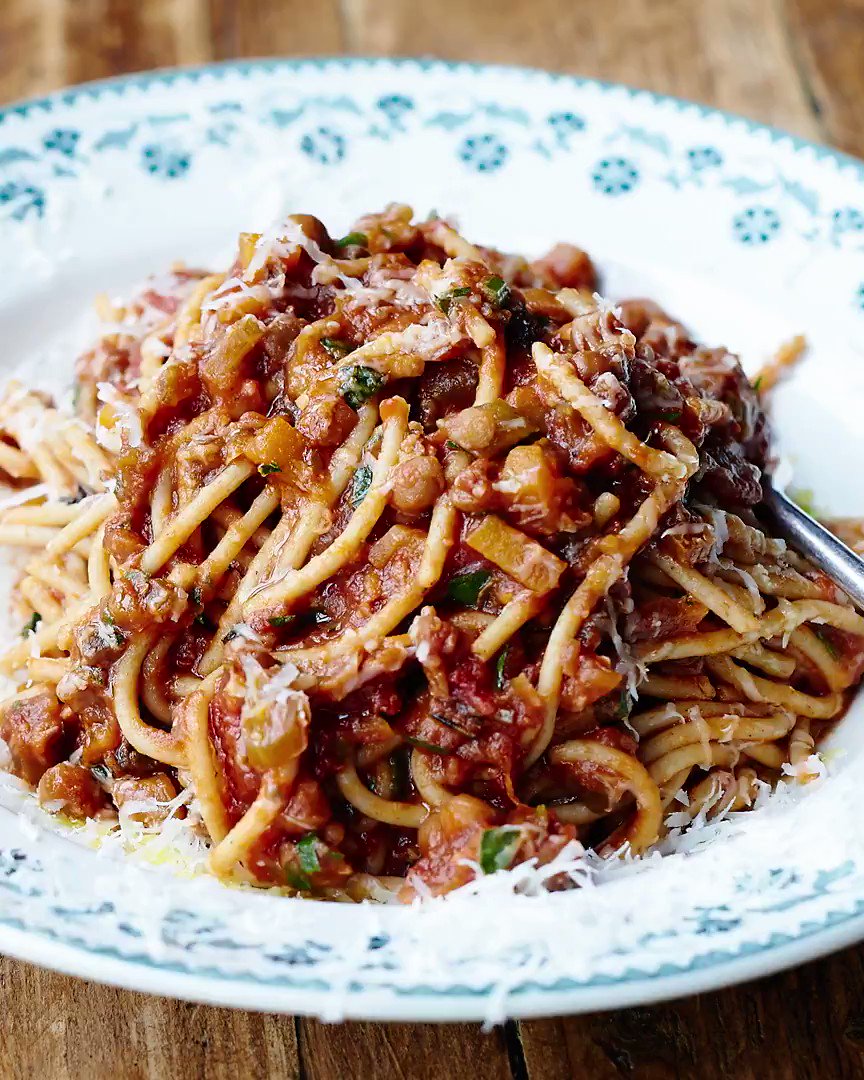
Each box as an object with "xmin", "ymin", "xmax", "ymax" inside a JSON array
[{"xmin": 763, "ymin": 476, "xmax": 864, "ymax": 612}]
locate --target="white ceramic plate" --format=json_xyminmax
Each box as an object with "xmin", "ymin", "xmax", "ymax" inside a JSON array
[{"xmin": 2, "ymin": 59, "xmax": 864, "ymax": 1023}]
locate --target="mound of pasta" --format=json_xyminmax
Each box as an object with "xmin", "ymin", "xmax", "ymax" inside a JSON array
[{"xmin": 0, "ymin": 205, "xmax": 862, "ymax": 901}]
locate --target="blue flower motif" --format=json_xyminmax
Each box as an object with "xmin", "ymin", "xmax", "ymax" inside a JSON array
[
  {"xmin": 0, "ymin": 182, "xmax": 45, "ymax": 220},
  {"xmin": 832, "ymin": 207, "xmax": 864, "ymax": 233},
  {"xmin": 548, "ymin": 111, "xmax": 585, "ymax": 135},
  {"xmin": 43, "ymin": 128, "xmax": 80, "ymax": 157},
  {"xmin": 857, "ymin": 283, "xmax": 864, "ymax": 311},
  {"xmin": 300, "ymin": 126, "xmax": 346, "ymax": 165},
  {"xmin": 141, "ymin": 144, "xmax": 191, "ymax": 178},
  {"xmin": 458, "ymin": 134, "xmax": 508, "ymax": 173},
  {"xmin": 591, "ymin": 157, "xmax": 640, "ymax": 196},
  {"xmin": 733, "ymin": 206, "xmax": 781, "ymax": 245},
  {"xmin": 687, "ymin": 145, "xmax": 723, "ymax": 171},
  {"xmin": 376, "ymin": 94, "xmax": 414, "ymax": 125}
]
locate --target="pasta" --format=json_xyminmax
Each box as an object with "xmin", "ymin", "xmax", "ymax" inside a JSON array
[{"xmin": 0, "ymin": 204, "xmax": 862, "ymax": 902}]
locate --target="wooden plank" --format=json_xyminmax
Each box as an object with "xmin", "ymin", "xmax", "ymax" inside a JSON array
[
  {"xmin": 518, "ymin": 943, "xmax": 864, "ymax": 1079},
  {"xmin": 0, "ymin": 956, "xmax": 301, "ymax": 1080},
  {"xmin": 207, "ymin": 0, "xmax": 344, "ymax": 57},
  {"xmin": 343, "ymin": 0, "xmax": 820, "ymax": 137},
  {"xmin": 298, "ymin": 1019, "xmax": 516, "ymax": 1080},
  {"xmin": 62, "ymin": 0, "xmax": 204, "ymax": 84},
  {"xmin": 784, "ymin": 0, "xmax": 864, "ymax": 157}
]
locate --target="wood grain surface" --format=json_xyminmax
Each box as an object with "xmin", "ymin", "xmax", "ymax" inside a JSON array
[{"xmin": 2, "ymin": 1, "xmax": 864, "ymax": 1077}]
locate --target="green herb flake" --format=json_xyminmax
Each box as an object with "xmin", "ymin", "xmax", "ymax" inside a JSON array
[
  {"xmin": 321, "ymin": 337, "xmax": 353, "ymax": 360},
  {"xmin": 445, "ymin": 440, "xmax": 461, "ymax": 450},
  {"xmin": 194, "ymin": 612, "xmax": 213, "ymax": 628},
  {"xmin": 285, "ymin": 866, "xmax": 311, "ymax": 892},
  {"xmin": 189, "ymin": 586, "xmax": 202, "ymax": 607},
  {"xmin": 258, "ymin": 462, "xmax": 281, "ymax": 477},
  {"xmin": 21, "ymin": 612, "xmax": 42, "ymax": 636},
  {"xmin": 815, "ymin": 629, "xmax": 839, "ymax": 659},
  {"xmin": 436, "ymin": 286, "xmax": 472, "ymax": 315},
  {"xmin": 406, "ymin": 736, "xmax": 452, "ymax": 755},
  {"xmin": 658, "ymin": 409, "xmax": 682, "ymax": 423},
  {"xmin": 789, "ymin": 487, "xmax": 819, "ymax": 518},
  {"xmin": 616, "ymin": 689, "xmax": 633, "ymax": 720},
  {"xmin": 351, "ymin": 464, "xmax": 373, "ymax": 506},
  {"xmin": 269, "ymin": 615, "xmax": 295, "ymax": 628},
  {"xmin": 297, "ymin": 834, "xmax": 322, "ymax": 875},
  {"xmin": 481, "ymin": 275, "xmax": 510, "ymax": 308},
  {"xmin": 479, "ymin": 827, "xmax": 522, "ymax": 875},
  {"xmin": 340, "ymin": 364, "xmax": 387, "ymax": 409},
  {"xmin": 222, "ymin": 628, "xmax": 239, "ymax": 644},
  {"xmin": 335, "ymin": 231, "xmax": 368, "ymax": 248},
  {"xmin": 495, "ymin": 646, "xmax": 510, "ymax": 690},
  {"xmin": 446, "ymin": 569, "xmax": 491, "ymax": 607},
  {"xmin": 752, "ymin": 375, "xmax": 763, "ymax": 392}
]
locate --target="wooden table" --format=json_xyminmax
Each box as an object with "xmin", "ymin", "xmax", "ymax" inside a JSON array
[{"xmin": 2, "ymin": 1, "xmax": 864, "ymax": 1076}]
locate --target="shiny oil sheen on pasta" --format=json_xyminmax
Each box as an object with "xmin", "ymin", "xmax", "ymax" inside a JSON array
[{"xmin": 0, "ymin": 205, "xmax": 862, "ymax": 902}]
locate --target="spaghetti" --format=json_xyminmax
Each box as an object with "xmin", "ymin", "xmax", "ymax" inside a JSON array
[{"xmin": 0, "ymin": 204, "xmax": 862, "ymax": 901}]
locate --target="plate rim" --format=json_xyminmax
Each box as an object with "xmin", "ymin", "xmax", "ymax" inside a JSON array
[{"xmin": 2, "ymin": 54, "xmax": 864, "ymax": 1019}]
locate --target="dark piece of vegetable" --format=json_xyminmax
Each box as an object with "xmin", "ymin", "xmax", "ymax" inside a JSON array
[
  {"xmin": 222, "ymin": 628, "xmax": 239, "ymax": 644},
  {"xmin": 479, "ymin": 827, "xmax": 522, "ymax": 874},
  {"xmin": 21, "ymin": 612, "xmax": 42, "ymax": 636},
  {"xmin": 481, "ymin": 275, "xmax": 511, "ymax": 308},
  {"xmin": 340, "ymin": 364, "xmax": 386, "ymax": 409},
  {"xmin": 616, "ymin": 689, "xmax": 633, "ymax": 720},
  {"xmin": 189, "ymin": 586, "xmax": 202, "ymax": 607},
  {"xmin": 436, "ymin": 286, "xmax": 472, "ymax": 315},
  {"xmin": 505, "ymin": 304, "xmax": 549, "ymax": 352},
  {"xmin": 335, "ymin": 231, "xmax": 368, "ymax": 248},
  {"xmin": 351, "ymin": 464, "xmax": 373, "ymax": 506},
  {"xmin": 446, "ymin": 569, "xmax": 491, "ymax": 607},
  {"xmin": 258, "ymin": 462, "xmax": 281, "ymax": 476}
]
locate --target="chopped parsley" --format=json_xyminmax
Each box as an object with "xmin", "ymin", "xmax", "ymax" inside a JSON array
[
  {"xmin": 189, "ymin": 586, "xmax": 202, "ymax": 607},
  {"xmin": 815, "ymin": 629, "xmax": 839, "ymax": 659},
  {"xmin": 269, "ymin": 615, "xmax": 296, "ymax": 628},
  {"xmin": 321, "ymin": 337, "xmax": 353, "ymax": 360},
  {"xmin": 100, "ymin": 617, "xmax": 124, "ymax": 647},
  {"xmin": 340, "ymin": 364, "xmax": 386, "ymax": 409},
  {"xmin": 445, "ymin": 440, "xmax": 461, "ymax": 450},
  {"xmin": 258, "ymin": 462, "xmax": 281, "ymax": 476},
  {"xmin": 436, "ymin": 286, "xmax": 472, "ymax": 315},
  {"xmin": 752, "ymin": 375, "xmax": 763, "ymax": 392},
  {"xmin": 481, "ymin": 275, "xmax": 510, "ymax": 308},
  {"xmin": 285, "ymin": 866, "xmax": 311, "ymax": 892},
  {"xmin": 222, "ymin": 628, "xmax": 239, "ymax": 644},
  {"xmin": 658, "ymin": 409, "xmax": 682, "ymax": 423},
  {"xmin": 479, "ymin": 827, "xmax": 521, "ymax": 874},
  {"xmin": 406, "ymin": 736, "xmax": 452, "ymax": 755},
  {"xmin": 335, "ymin": 231, "xmax": 368, "ymax": 248},
  {"xmin": 297, "ymin": 834, "xmax": 321, "ymax": 875},
  {"xmin": 495, "ymin": 646, "xmax": 510, "ymax": 689},
  {"xmin": 616, "ymin": 689, "xmax": 633, "ymax": 720},
  {"xmin": 351, "ymin": 464, "xmax": 373, "ymax": 506},
  {"xmin": 446, "ymin": 569, "xmax": 491, "ymax": 607},
  {"xmin": 21, "ymin": 612, "xmax": 41, "ymax": 636}
]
